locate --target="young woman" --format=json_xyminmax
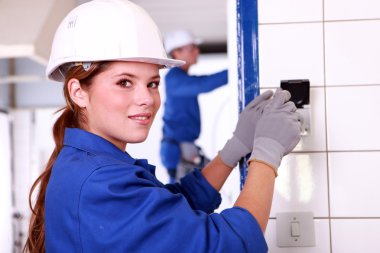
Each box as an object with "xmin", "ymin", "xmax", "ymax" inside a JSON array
[{"xmin": 24, "ymin": 0, "xmax": 302, "ymax": 252}]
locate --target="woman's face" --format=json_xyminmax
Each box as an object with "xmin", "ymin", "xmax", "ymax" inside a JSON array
[{"xmin": 82, "ymin": 61, "xmax": 161, "ymax": 150}]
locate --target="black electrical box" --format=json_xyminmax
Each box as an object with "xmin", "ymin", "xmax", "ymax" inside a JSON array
[{"xmin": 280, "ymin": 79, "xmax": 310, "ymax": 108}]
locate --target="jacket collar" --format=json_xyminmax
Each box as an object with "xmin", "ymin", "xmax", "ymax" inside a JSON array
[{"xmin": 63, "ymin": 128, "xmax": 136, "ymax": 165}]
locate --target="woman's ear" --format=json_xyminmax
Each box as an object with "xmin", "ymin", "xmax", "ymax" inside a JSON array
[{"xmin": 68, "ymin": 78, "xmax": 88, "ymax": 108}]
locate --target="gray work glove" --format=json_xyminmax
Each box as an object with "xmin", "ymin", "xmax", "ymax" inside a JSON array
[
  {"xmin": 219, "ymin": 90, "xmax": 274, "ymax": 168},
  {"xmin": 248, "ymin": 89, "xmax": 302, "ymax": 174}
]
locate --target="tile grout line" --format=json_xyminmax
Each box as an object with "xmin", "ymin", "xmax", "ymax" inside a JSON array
[
  {"xmin": 321, "ymin": 1, "xmax": 334, "ymax": 252},
  {"xmin": 259, "ymin": 17, "xmax": 380, "ymax": 26},
  {"xmin": 261, "ymin": 84, "xmax": 380, "ymax": 89},
  {"xmin": 269, "ymin": 217, "xmax": 380, "ymax": 220}
]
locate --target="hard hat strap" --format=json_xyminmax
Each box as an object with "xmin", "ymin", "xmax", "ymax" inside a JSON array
[
  {"xmin": 58, "ymin": 62, "xmax": 92, "ymax": 78},
  {"xmin": 73, "ymin": 62, "xmax": 92, "ymax": 71}
]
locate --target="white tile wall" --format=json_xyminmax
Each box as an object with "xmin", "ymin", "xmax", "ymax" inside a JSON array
[
  {"xmin": 259, "ymin": 23, "xmax": 324, "ymax": 87},
  {"xmin": 257, "ymin": 0, "xmax": 380, "ymax": 251},
  {"xmin": 259, "ymin": 0, "xmax": 323, "ymax": 23},
  {"xmin": 326, "ymin": 86, "xmax": 380, "ymax": 151},
  {"xmin": 325, "ymin": 20, "xmax": 380, "ymax": 86},
  {"xmin": 271, "ymin": 153, "xmax": 329, "ymax": 217},
  {"xmin": 325, "ymin": 0, "xmax": 380, "ymax": 21},
  {"xmin": 329, "ymin": 152, "xmax": 380, "ymax": 217},
  {"xmin": 331, "ymin": 219, "xmax": 380, "ymax": 253}
]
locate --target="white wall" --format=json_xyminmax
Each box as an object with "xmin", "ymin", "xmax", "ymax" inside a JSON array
[
  {"xmin": 0, "ymin": 59, "xmax": 10, "ymax": 110},
  {"xmin": 257, "ymin": 0, "xmax": 380, "ymax": 252},
  {"xmin": 0, "ymin": 113, "xmax": 12, "ymax": 253}
]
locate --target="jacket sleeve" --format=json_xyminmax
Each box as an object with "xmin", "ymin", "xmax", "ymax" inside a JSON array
[
  {"xmin": 164, "ymin": 169, "xmax": 221, "ymax": 214},
  {"xmin": 166, "ymin": 69, "xmax": 228, "ymax": 97},
  {"xmin": 78, "ymin": 164, "xmax": 268, "ymax": 253}
]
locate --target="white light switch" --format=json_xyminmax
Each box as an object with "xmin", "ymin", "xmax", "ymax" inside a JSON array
[
  {"xmin": 291, "ymin": 221, "xmax": 300, "ymax": 237},
  {"xmin": 276, "ymin": 212, "xmax": 316, "ymax": 247}
]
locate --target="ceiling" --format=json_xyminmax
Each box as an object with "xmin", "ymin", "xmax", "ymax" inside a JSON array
[
  {"xmin": 0, "ymin": 0, "xmax": 77, "ymax": 66},
  {"xmin": 84, "ymin": 0, "xmax": 229, "ymax": 52},
  {"xmin": 0, "ymin": 0, "xmax": 228, "ymax": 67},
  {"xmin": 130, "ymin": 0, "xmax": 227, "ymax": 43}
]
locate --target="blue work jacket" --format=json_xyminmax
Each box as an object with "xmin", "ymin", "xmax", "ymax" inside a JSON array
[
  {"xmin": 162, "ymin": 67, "xmax": 228, "ymax": 142},
  {"xmin": 45, "ymin": 128, "xmax": 267, "ymax": 252}
]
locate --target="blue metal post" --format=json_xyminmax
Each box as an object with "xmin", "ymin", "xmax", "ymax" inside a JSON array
[{"xmin": 236, "ymin": 0, "xmax": 260, "ymax": 188}]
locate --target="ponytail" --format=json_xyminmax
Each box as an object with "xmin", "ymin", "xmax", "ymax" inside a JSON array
[
  {"xmin": 24, "ymin": 62, "xmax": 109, "ymax": 253},
  {"xmin": 24, "ymin": 108, "xmax": 75, "ymax": 253}
]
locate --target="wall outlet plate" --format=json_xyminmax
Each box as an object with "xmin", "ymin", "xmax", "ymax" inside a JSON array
[
  {"xmin": 276, "ymin": 212, "xmax": 316, "ymax": 247},
  {"xmin": 298, "ymin": 105, "xmax": 311, "ymax": 136}
]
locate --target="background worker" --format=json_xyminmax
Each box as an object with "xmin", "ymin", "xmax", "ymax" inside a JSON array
[{"xmin": 160, "ymin": 29, "xmax": 228, "ymax": 183}]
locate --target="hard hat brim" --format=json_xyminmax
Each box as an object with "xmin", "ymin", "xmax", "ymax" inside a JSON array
[{"xmin": 47, "ymin": 57, "xmax": 185, "ymax": 82}]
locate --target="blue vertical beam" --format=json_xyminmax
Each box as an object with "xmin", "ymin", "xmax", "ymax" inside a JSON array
[{"xmin": 236, "ymin": 0, "xmax": 260, "ymax": 188}]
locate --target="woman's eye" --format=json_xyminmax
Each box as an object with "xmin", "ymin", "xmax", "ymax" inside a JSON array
[
  {"xmin": 117, "ymin": 79, "xmax": 132, "ymax": 87},
  {"xmin": 148, "ymin": 81, "xmax": 160, "ymax": 89}
]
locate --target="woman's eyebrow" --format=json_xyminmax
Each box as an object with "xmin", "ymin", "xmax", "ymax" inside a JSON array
[
  {"xmin": 150, "ymin": 75, "xmax": 161, "ymax": 80},
  {"xmin": 113, "ymin": 72, "xmax": 135, "ymax": 78},
  {"xmin": 113, "ymin": 73, "xmax": 160, "ymax": 80}
]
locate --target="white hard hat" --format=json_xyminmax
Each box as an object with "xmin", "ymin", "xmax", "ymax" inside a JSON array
[
  {"xmin": 164, "ymin": 29, "xmax": 202, "ymax": 54},
  {"xmin": 46, "ymin": 0, "xmax": 184, "ymax": 82}
]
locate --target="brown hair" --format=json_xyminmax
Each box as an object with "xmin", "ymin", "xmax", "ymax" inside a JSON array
[{"xmin": 24, "ymin": 62, "xmax": 109, "ymax": 253}]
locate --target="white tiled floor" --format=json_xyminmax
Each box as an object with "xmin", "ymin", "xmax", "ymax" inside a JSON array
[
  {"xmin": 258, "ymin": 0, "xmax": 323, "ymax": 23},
  {"xmin": 324, "ymin": 0, "xmax": 380, "ymax": 21},
  {"xmin": 265, "ymin": 219, "xmax": 331, "ymax": 253},
  {"xmin": 331, "ymin": 219, "xmax": 380, "ymax": 253},
  {"xmin": 324, "ymin": 20, "xmax": 380, "ymax": 86},
  {"xmin": 329, "ymin": 152, "xmax": 380, "ymax": 217},
  {"xmin": 259, "ymin": 23, "xmax": 324, "ymax": 87},
  {"xmin": 326, "ymin": 86, "xmax": 380, "ymax": 151},
  {"xmin": 271, "ymin": 153, "xmax": 329, "ymax": 218}
]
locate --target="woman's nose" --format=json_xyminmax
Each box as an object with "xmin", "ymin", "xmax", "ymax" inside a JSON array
[{"xmin": 136, "ymin": 85, "xmax": 154, "ymax": 106}]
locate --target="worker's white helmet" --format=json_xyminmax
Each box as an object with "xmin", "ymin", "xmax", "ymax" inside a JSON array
[
  {"xmin": 164, "ymin": 29, "xmax": 202, "ymax": 54},
  {"xmin": 46, "ymin": 0, "xmax": 184, "ymax": 82}
]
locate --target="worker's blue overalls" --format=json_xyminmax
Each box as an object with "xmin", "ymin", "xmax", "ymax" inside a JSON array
[{"xmin": 160, "ymin": 67, "xmax": 228, "ymax": 182}]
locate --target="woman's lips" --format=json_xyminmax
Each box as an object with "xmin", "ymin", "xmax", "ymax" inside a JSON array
[{"xmin": 128, "ymin": 113, "xmax": 152, "ymax": 125}]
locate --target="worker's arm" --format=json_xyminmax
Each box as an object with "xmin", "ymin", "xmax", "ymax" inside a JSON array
[
  {"xmin": 201, "ymin": 155, "xmax": 233, "ymax": 191},
  {"xmin": 201, "ymin": 90, "xmax": 274, "ymax": 191},
  {"xmin": 208, "ymin": 89, "xmax": 302, "ymax": 233},
  {"xmin": 234, "ymin": 161, "xmax": 275, "ymax": 232},
  {"xmin": 166, "ymin": 68, "xmax": 228, "ymax": 97},
  {"xmin": 234, "ymin": 89, "xmax": 302, "ymax": 232},
  {"xmin": 200, "ymin": 156, "xmax": 275, "ymax": 231}
]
